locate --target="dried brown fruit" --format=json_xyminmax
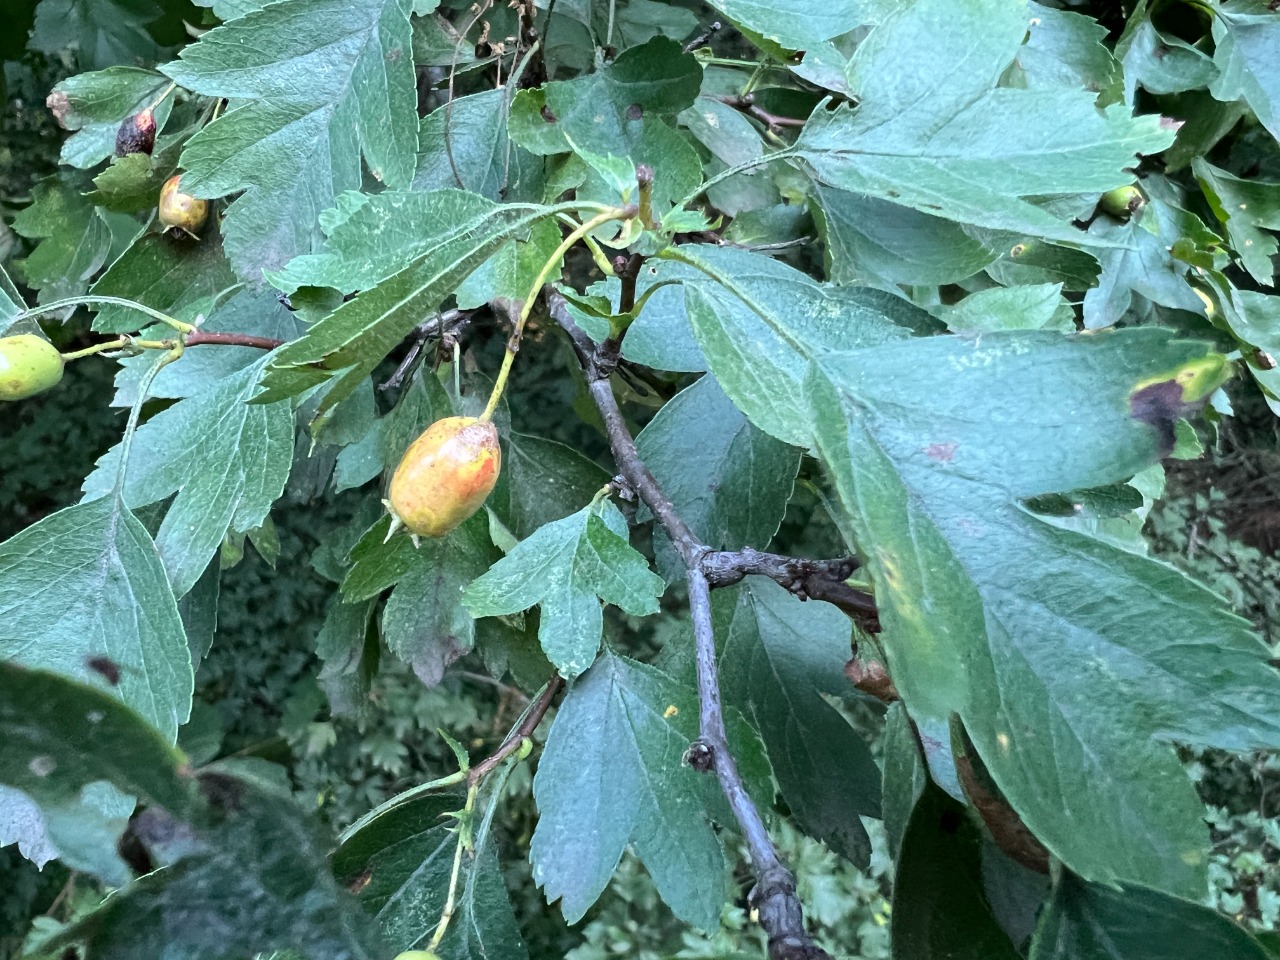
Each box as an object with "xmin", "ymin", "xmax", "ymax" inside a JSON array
[{"xmin": 115, "ymin": 108, "xmax": 157, "ymax": 157}]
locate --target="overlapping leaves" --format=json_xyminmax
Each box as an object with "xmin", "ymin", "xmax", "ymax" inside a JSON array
[
  {"xmin": 463, "ymin": 500, "xmax": 665, "ymax": 678},
  {"xmin": 531, "ymin": 651, "xmax": 769, "ymax": 930},
  {"xmin": 807, "ymin": 329, "xmax": 1280, "ymax": 898},
  {"xmin": 161, "ymin": 0, "xmax": 419, "ymax": 276},
  {"xmin": 793, "ymin": 0, "xmax": 1173, "ymax": 245}
]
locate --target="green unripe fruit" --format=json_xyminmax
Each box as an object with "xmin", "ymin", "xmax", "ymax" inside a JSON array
[
  {"xmin": 391, "ymin": 952, "xmax": 442, "ymax": 960},
  {"xmin": 0, "ymin": 334, "xmax": 64, "ymax": 401},
  {"xmin": 1099, "ymin": 185, "xmax": 1145, "ymax": 219}
]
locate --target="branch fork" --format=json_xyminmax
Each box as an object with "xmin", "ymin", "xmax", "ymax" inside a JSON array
[{"xmin": 546, "ymin": 289, "xmax": 875, "ymax": 960}]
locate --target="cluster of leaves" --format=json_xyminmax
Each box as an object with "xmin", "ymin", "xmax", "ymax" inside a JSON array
[{"xmin": 4, "ymin": 0, "xmax": 1280, "ymax": 958}]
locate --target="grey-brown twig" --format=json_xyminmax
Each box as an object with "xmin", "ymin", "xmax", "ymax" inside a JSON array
[{"xmin": 548, "ymin": 289, "xmax": 850, "ymax": 960}]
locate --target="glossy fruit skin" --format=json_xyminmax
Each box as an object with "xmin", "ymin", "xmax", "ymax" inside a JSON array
[
  {"xmin": 115, "ymin": 108, "xmax": 156, "ymax": 156},
  {"xmin": 0, "ymin": 334, "xmax": 64, "ymax": 401},
  {"xmin": 158, "ymin": 174, "xmax": 208, "ymax": 238},
  {"xmin": 1099, "ymin": 184, "xmax": 1144, "ymax": 219},
  {"xmin": 389, "ymin": 416, "xmax": 501, "ymax": 538}
]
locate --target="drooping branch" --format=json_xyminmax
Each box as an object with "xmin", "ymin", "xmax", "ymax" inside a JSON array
[{"xmin": 549, "ymin": 289, "xmax": 845, "ymax": 960}]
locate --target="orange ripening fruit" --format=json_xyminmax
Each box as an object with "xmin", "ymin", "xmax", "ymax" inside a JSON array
[
  {"xmin": 388, "ymin": 416, "xmax": 501, "ymax": 538},
  {"xmin": 158, "ymin": 173, "xmax": 208, "ymax": 238}
]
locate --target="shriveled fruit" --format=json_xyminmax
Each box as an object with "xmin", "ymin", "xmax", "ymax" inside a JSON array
[
  {"xmin": 1099, "ymin": 184, "xmax": 1145, "ymax": 219},
  {"xmin": 115, "ymin": 108, "xmax": 156, "ymax": 156},
  {"xmin": 158, "ymin": 173, "xmax": 208, "ymax": 238},
  {"xmin": 0, "ymin": 334, "xmax": 64, "ymax": 401},
  {"xmin": 388, "ymin": 416, "xmax": 501, "ymax": 539}
]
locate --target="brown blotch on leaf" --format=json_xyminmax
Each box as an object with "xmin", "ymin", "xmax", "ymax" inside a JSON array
[
  {"xmin": 46, "ymin": 90, "xmax": 70, "ymax": 126},
  {"xmin": 346, "ymin": 867, "xmax": 374, "ymax": 894},
  {"xmin": 626, "ymin": 103, "xmax": 644, "ymax": 120},
  {"xmin": 1129, "ymin": 380, "xmax": 1185, "ymax": 456},
  {"xmin": 197, "ymin": 771, "xmax": 245, "ymax": 812},
  {"xmin": 924, "ymin": 442, "xmax": 958, "ymax": 463},
  {"xmin": 541, "ymin": 104, "xmax": 558, "ymax": 123},
  {"xmin": 86, "ymin": 655, "xmax": 122, "ymax": 686}
]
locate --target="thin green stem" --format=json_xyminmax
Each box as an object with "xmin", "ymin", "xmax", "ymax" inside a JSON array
[
  {"xmin": 113, "ymin": 344, "xmax": 184, "ymax": 496},
  {"xmin": 656, "ymin": 246, "xmax": 807, "ymax": 352},
  {"xmin": 17, "ymin": 296, "xmax": 193, "ymax": 335},
  {"xmin": 427, "ymin": 783, "xmax": 478, "ymax": 952},
  {"xmin": 480, "ymin": 206, "xmax": 635, "ymax": 421},
  {"xmin": 675, "ymin": 149, "xmax": 795, "ymax": 209},
  {"xmin": 144, "ymin": 81, "xmax": 177, "ymax": 114},
  {"xmin": 60, "ymin": 338, "xmax": 131, "ymax": 362}
]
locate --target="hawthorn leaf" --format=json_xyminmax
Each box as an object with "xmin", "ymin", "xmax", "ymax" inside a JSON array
[
  {"xmin": 30, "ymin": 1, "xmax": 171, "ymax": 75},
  {"xmin": 531, "ymin": 651, "xmax": 744, "ymax": 929},
  {"xmin": 1017, "ymin": 4, "xmax": 1121, "ymax": 103},
  {"xmin": 89, "ymin": 141, "xmax": 183, "ymax": 214},
  {"xmin": 491, "ymin": 431, "xmax": 611, "ymax": 542},
  {"xmin": 45, "ymin": 66, "xmax": 173, "ymax": 168},
  {"xmin": 1212, "ymin": 1, "xmax": 1280, "ymax": 145},
  {"xmin": 344, "ymin": 513, "xmax": 499, "ymax": 686},
  {"xmin": 82, "ymin": 361, "xmax": 295, "ymax": 598},
  {"xmin": 701, "ymin": 0, "xmax": 866, "ymax": 53},
  {"xmin": 892, "ymin": 783, "xmax": 1021, "ymax": 960},
  {"xmin": 1030, "ymin": 872, "xmax": 1273, "ymax": 960},
  {"xmin": 463, "ymin": 501, "xmax": 664, "ymax": 678},
  {"xmin": 335, "ymin": 788, "xmax": 528, "ymax": 957},
  {"xmin": 1117, "ymin": 11, "xmax": 1218, "ymax": 102},
  {"xmin": 161, "ymin": 0, "xmax": 419, "ymax": 277},
  {"xmin": 49, "ymin": 771, "xmax": 385, "ymax": 960},
  {"xmin": 811, "ymin": 182, "xmax": 999, "ymax": 287},
  {"xmin": 1082, "ymin": 198, "xmax": 1213, "ymax": 329},
  {"xmin": 11, "ymin": 176, "xmax": 118, "ymax": 303},
  {"xmin": 1193, "ymin": 159, "xmax": 1280, "ymax": 286},
  {"xmin": 672, "ymin": 244, "xmax": 914, "ymax": 446},
  {"xmin": 0, "ymin": 664, "xmax": 194, "ymax": 882},
  {"xmin": 413, "ymin": 87, "xmax": 545, "ymax": 202},
  {"xmin": 808, "ymin": 328, "xmax": 1280, "ymax": 899},
  {"xmin": 508, "ymin": 37, "xmax": 703, "ymax": 210},
  {"xmin": 89, "ymin": 230, "xmax": 238, "ymax": 333},
  {"xmin": 0, "ymin": 496, "xmax": 192, "ymax": 741},
  {"xmin": 716, "ymin": 580, "xmax": 881, "ymax": 866},
  {"xmin": 258, "ymin": 193, "xmax": 547, "ymax": 413},
  {"xmin": 636, "ymin": 374, "xmax": 800, "ymax": 578},
  {"xmin": 509, "ymin": 36, "xmax": 701, "ymax": 155},
  {"xmin": 789, "ymin": 0, "xmax": 1174, "ymax": 243},
  {"xmin": 942, "ymin": 283, "xmax": 1074, "ymax": 334},
  {"xmin": 881, "ymin": 702, "xmax": 928, "ymax": 862}
]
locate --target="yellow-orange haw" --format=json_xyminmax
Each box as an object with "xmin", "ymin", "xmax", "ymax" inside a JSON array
[
  {"xmin": 0, "ymin": 334, "xmax": 64, "ymax": 401},
  {"xmin": 158, "ymin": 174, "xmax": 208, "ymax": 238},
  {"xmin": 387, "ymin": 416, "xmax": 501, "ymax": 539}
]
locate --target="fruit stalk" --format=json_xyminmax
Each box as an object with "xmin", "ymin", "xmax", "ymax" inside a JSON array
[{"xmin": 479, "ymin": 205, "xmax": 636, "ymax": 422}]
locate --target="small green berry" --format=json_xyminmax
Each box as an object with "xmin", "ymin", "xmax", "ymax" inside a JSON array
[{"xmin": 0, "ymin": 334, "xmax": 64, "ymax": 401}]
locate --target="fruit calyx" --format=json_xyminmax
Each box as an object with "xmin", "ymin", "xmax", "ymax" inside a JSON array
[
  {"xmin": 386, "ymin": 416, "xmax": 502, "ymax": 540},
  {"xmin": 0, "ymin": 334, "xmax": 65, "ymax": 401},
  {"xmin": 158, "ymin": 173, "xmax": 209, "ymax": 238}
]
